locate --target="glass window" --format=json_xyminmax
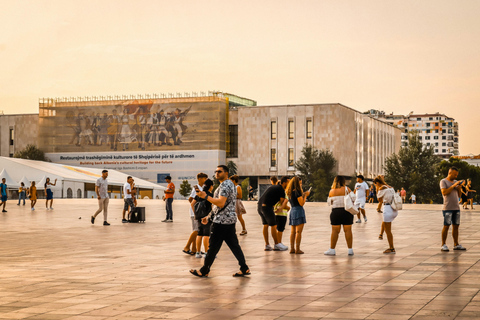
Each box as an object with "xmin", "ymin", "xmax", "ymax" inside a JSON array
[
  {"xmin": 417, "ymin": 118, "xmax": 421, "ymax": 121},
  {"xmin": 435, "ymin": 142, "xmax": 439, "ymax": 146},
  {"xmin": 426, "ymin": 129, "xmax": 430, "ymax": 133},
  {"xmin": 426, "ymin": 123, "xmax": 430, "ymax": 127},
  {"xmin": 227, "ymin": 125, "xmax": 238, "ymax": 158},
  {"xmin": 429, "ymin": 117, "xmax": 433, "ymax": 120},
  {"xmin": 271, "ymin": 121, "xmax": 277, "ymax": 140},
  {"xmin": 442, "ymin": 123, "xmax": 446, "ymax": 126},
  {"xmin": 442, "ymin": 136, "xmax": 446, "ymax": 140},
  {"xmin": 288, "ymin": 148, "xmax": 294, "ymax": 167},
  {"xmin": 442, "ymin": 149, "xmax": 446, "ymax": 153},
  {"xmin": 306, "ymin": 119, "xmax": 312, "ymax": 139},
  {"xmin": 442, "ymin": 142, "xmax": 446, "ymax": 146},
  {"xmin": 270, "ymin": 149, "xmax": 277, "ymax": 167},
  {"xmin": 442, "ymin": 129, "xmax": 446, "ymax": 133},
  {"xmin": 288, "ymin": 120, "xmax": 294, "ymax": 139},
  {"xmin": 434, "ymin": 136, "xmax": 438, "ymax": 140},
  {"xmin": 9, "ymin": 128, "xmax": 14, "ymax": 146}
]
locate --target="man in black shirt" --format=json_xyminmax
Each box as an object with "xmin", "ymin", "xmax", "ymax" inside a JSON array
[{"xmin": 258, "ymin": 176, "xmax": 290, "ymax": 251}]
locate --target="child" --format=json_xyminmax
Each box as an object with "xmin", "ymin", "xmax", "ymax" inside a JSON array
[{"xmin": 409, "ymin": 193, "xmax": 416, "ymax": 204}]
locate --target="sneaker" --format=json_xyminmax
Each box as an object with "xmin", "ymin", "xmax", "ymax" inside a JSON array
[
  {"xmin": 167, "ymin": 219, "xmax": 173, "ymax": 223},
  {"xmin": 195, "ymin": 252, "xmax": 203, "ymax": 258},
  {"xmin": 453, "ymin": 244, "xmax": 466, "ymax": 251},
  {"xmin": 122, "ymin": 219, "xmax": 128, "ymax": 223},
  {"xmin": 103, "ymin": 221, "xmax": 110, "ymax": 226},
  {"xmin": 91, "ymin": 216, "xmax": 95, "ymax": 224},
  {"xmin": 50, "ymin": 207, "xmax": 54, "ymax": 210},
  {"xmin": 32, "ymin": 208, "xmax": 35, "ymax": 211},
  {"xmin": 2, "ymin": 210, "xmax": 6, "ymax": 213},
  {"xmin": 31, "ymin": 208, "xmax": 34, "ymax": 211},
  {"xmin": 161, "ymin": 219, "xmax": 168, "ymax": 222},
  {"xmin": 264, "ymin": 244, "xmax": 273, "ymax": 251},
  {"xmin": 17, "ymin": 203, "xmax": 20, "ymax": 206},
  {"xmin": 364, "ymin": 217, "xmax": 368, "ymax": 222},
  {"xmin": 274, "ymin": 243, "xmax": 288, "ymax": 251},
  {"xmin": 324, "ymin": 249, "xmax": 336, "ymax": 256},
  {"xmin": 348, "ymin": 248, "xmax": 354, "ymax": 256},
  {"xmin": 355, "ymin": 219, "xmax": 361, "ymax": 223},
  {"xmin": 441, "ymin": 244, "xmax": 449, "ymax": 252}
]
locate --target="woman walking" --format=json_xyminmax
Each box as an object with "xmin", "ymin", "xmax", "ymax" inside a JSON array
[
  {"xmin": 45, "ymin": 178, "xmax": 57, "ymax": 210},
  {"xmin": 375, "ymin": 175, "xmax": 398, "ymax": 254},
  {"xmin": 29, "ymin": 181, "xmax": 37, "ymax": 211},
  {"xmin": 461, "ymin": 182, "xmax": 469, "ymax": 209},
  {"xmin": 17, "ymin": 182, "xmax": 26, "ymax": 206},
  {"xmin": 286, "ymin": 177, "xmax": 309, "ymax": 254},
  {"xmin": 230, "ymin": 175, "xmax": 247, "ymax": 235},
  {"xmin": 466, "ymin": 179, "xmax": 476, "ymax": 210},
  {"xmin": 325, "ymin": 176, "xmax": 354, "ymax": 256}
]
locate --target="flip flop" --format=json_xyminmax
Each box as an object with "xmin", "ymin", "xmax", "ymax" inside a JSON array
[
  {"xmin": 190, "ymin": 269, "xmax": 208, "ymax": 277},
  {"xmin": 182, "ymin": 250, "xmax": 194, "ymax": 255},
  {"xmin": 233, "ymin": 270, "xmax": 251, "ymax": 277}
]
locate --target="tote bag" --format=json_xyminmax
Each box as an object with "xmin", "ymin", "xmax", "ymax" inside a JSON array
[{"xmin": 344, "ymin": 186, "xmax": 359, "ymax": 215}]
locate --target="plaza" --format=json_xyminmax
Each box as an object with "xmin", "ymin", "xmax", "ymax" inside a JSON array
[{"xmin": 1, "ymin": 199, "xmax": 480, "ymax": 320}]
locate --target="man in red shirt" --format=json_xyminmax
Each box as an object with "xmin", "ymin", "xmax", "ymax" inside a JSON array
[
  {"xmin": 162, "ymin": 176, "xmax": 175, "ymax": 222},
  {"xmin": 400, "ymin": 188, "xmax": 407, "ymax": 203}
]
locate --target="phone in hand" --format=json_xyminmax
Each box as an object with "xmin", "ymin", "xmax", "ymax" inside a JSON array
[
  {"xmin": 194, "ymin": 185, "xmax": 200, "ymax": 192},
  {"xmin": 307, "ymin": 187, "xmax": 312, "ymax": 193}
]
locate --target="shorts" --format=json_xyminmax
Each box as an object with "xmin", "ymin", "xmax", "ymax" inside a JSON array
[
  {"xmin": 191, "ymin": 216, "xmax": 199, "ymax": 232},
  {"xmin": 257, "ymin": 204, "xmax": 276, "ymax": 226},
  {"xmin": 383, "ymin": 204, "xmax": 398, "ymax": 223},
  {"xmin": 123, "ymin": 198, "xmax": 135, "ymax": 211},
  {"xmin": 46, "ymin": 189, "xmax": 53, "ymax": 200},
  {"xmin": 330, "ymin": 207, "xmax": 354, "ymax": 225},
  {"xmin": 355, "ymin": 198, "xmax": 366, "ymax": 210},
  {"xmin": 198, "ymin": 221, "xmax": 212, "ymax": 237},
  {"xmin": 276, "ymin": 215, "xmax": 287, "ymax": 232},
  {"xmin": 443, "ymin": 210, "xmax": 460, "ymax": 226},
  {"xmin": 1, "ymin": 195, "xmax": 7, "ymax": 202},
  {"xmin": 289, "ymin": 206, "xmax": 306, "ymax": 226}
]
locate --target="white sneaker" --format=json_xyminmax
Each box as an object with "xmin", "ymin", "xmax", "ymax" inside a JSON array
[
  {"xmin": 364, "ymin": 217, "xmax": 368, "ymax": 222},
  {"xmin": 31, "ymin": 208, "xmax": 34, "ymax": 211},
  {"xmin": 274, "ymin": 243, "xmax": 288, "ymax": 251},
  {"xmin": 453, "ymin": 244, "xmax": 466, "ymax": 251},
  {"xmin": 355, "ymin": 219, "xmax": 361, "ymax": 223},
  {"xmin": 324, "ymin": 248, "xmax": 336, "ymax": 256},
  {"xmin": 348, "ymin": 248, "xmax": 354, "ymax": 256},
  {"xmin": 195, "ymin": 252, "xmax": 203, "ymax": 258},
  {"xmin": 265, "ymin": 244, "xmax": 273, "ymax": 251},
  {"xmin": 441, "ymin": 244, "xmax": 449, "ymax": 252},
  {"xmin": 50, "ymin": 207, "xmax": 54, "ymax": 210}
]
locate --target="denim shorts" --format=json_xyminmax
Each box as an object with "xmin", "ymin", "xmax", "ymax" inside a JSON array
[{"xmin": 443, "ymin": 210, "xmax": 460, "ymax": 226}]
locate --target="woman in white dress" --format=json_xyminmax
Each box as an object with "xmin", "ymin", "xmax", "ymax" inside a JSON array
[{"xmin": 374, "ymin": 175, "xmax": 398, "ymax": 254}]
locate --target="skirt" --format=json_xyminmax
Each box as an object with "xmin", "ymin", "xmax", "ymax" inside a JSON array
[
  {"xmin": 383, "ymin": 204, "xmax": 398, "ymax": 223},
  {"xmin": 289, "ymin": 206, "xmax": 306, "ymax": 226},
  {"xmin": 46, "ymin": 189, "xmax": 53, "ymax": 200}
]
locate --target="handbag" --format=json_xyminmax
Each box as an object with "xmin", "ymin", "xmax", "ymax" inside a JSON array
[
  {"xmin": 344, "ymin": 186, "xmax": 359, "ymax": 215},
  {"xmin": 235, "ymin": 199, "xmax": 247, "ymax": 215},
  {"xmin": 390, "ymin": 189, "xmax": 403, "ymax": 211}
]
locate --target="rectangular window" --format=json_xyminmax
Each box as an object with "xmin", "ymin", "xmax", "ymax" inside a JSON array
[
  {"xmin": 270, "ymin": 149, "xmax": 277, "ymax": 167},
  {"xmin": 227, "ymin": 125, "xmax": 238, "ymax": 158},
  {"xmin": 429, "ymin": 117, "xmax": 433, "ymax": 120},
  {"xmin": 288, "ymin": 148, "xmax": 294, "ymax": 167},
  {"xmin": 435, "ymin": 149, "xmax": 438, "ymax": 153},
  {"xmin": 426, "ymin": 123, "xmax": 430, "ymax": 127},
  {"xmin": 417, "ymin": 117, "xmax": 421, "ymax": 121},
  {"xmin": 442, "ymin": 123, "xmax": 446, "ymax": 126},
  {"xmin": 434, "ymin": 136, "xmax": 439, "ymax": 140},
  {"xmin": 288, "ymin": 120, "xmax": 294, "ymax": 139},
  {"xmin": 442, "ymin": 129, "xmax": 446, "ymax": 133},
  {"xmin": 306, "ymin": 119, "xmax": 312, "ymax": 139},
  {"xmin": 426, "ymin": 129, "xmax": 430, "ymax": 133},
  {"xmin": 435, "ymin": 129, "xmax": 439, "ymax": 133},
  {"xmin": 448, "ymin": 129, "xmax": 453, "ymax": 133},
  {"xmin": 271, "ymin": 121, "xmax": 277, "ymax": 140},
  {"xmin": 435, "ymin": 142, "xmax": 439, "ymax": 146},
  {"xmin": 442, "ymin": 136, "xmax": 446, "ymax": 140},
  {"xmin": 427, "ymin": 143, "xmax": 430, "ymax": 146},
  {"xmin": 9, "ymin": 128, "xmax": 14, "ymax": 146},
  {"xmin": 425, "ymin": 136, "xmax": 430, "ymax": 140},
  {"xmin": 442, "ymin": 142, "xmax": 446, "ymax": 146},
  {"xmin": 442, "ymin": 149, "xmax": 446, "ymax": 153},
  {"xmin": 418, "ymin": 136, "xmax": 422, "ymax": 140}
]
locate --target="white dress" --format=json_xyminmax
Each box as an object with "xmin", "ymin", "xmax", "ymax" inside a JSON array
[{"xmin": 378, "ymin": 187, "xmax": 398, "ymax": 223}]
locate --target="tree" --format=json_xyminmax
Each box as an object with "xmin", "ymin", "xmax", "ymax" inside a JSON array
[
  {"xmin": 14, "ymin": 144, "xmax": 48, "ymax": 161},
  {"xmin": 179, "ymin": 180, "xmax": 192, "ymax": 198},
  {"xmin": 295, "ymin": 145, "xmax": 337, "ymax": 201},
  {"xmin": 241, "ymin": 177, "xmax": 250, "ymax": 201},
  {"xmin": 227, "ymin": 161, "xmax": 238, "ymax": 175},
  {"xmin": 384, "ymin": 131, "xmax": 441, "ymax": 203}
]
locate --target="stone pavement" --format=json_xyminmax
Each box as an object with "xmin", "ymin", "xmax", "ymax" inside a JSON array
[{"xmin": 1, "ymin": 199, "xmax": 480, "ymax": 320}]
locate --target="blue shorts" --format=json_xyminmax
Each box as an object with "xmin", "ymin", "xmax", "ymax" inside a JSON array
[
  {"xmin": 46, "ymin": 189, "xmax": 53, "ymax": 200},
  {"xmin": 443, "ymin": 210, "xmax": 460, "ymax": 226},
  {"xmin": 1, "ymin": 195, "xmax": 7, "ymax": 202}
]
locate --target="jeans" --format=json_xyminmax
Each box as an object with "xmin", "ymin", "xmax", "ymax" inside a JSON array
[
  {"xmin": 18, "ymin": 191, "xmax": 26, "ymax": 205},
  {"xmin": 200, "ymin": 223, "xmax": 249, "ymax": 275},
  {"xmin": 165, "ymin": 198, "xmax": 173, "ymax": 220}
]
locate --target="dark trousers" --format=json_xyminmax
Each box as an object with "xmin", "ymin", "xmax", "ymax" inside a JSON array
[
  {"xmin": 200, "ymin": 223, "xmax": 249, "ymax": 275},
  {"xmin": 165, "ymin": 198, "xmax": 173, "ymax": 220}
]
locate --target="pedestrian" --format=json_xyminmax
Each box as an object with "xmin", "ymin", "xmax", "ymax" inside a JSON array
[
  {"xmin": 191, "ymin": 179, "xmax": 214, "ymax": 258},
  {"xmin": 162, "ymin": 176, "xmax": 175, "ymax": 222},
  {"xmin": 248, "ymin": 185, "xmax": 254, "ymax": 201},
  {"xmin": 354, "ymin": 175, "xmax": 369, "ymax": 223},
  {"xmin": 29, "ymin": 181, "xmax": 37, "ymax": 211},
  {"xmin": 183, "ymin": 172, "xmax": 208, "ymax": 255},
  {"xmin": 286, "ymin": 177, "xmax": 310, "ymax": 254},
  {"xmin": 274, "ymin": 189, "xmax": 290, "ymax": 251},
  {"xmin": 270, "ymin": 176, "xmax": 278, "ymax": 185},
  {"xmin": 230, "ymin": 175, "xmax": 247, "ymax": 235},
  {"xmin": 122, "ymin": 176, "xmax": 136, "ymax": 223},
  {"xmin": 325, "ymin": 176, "xmax": 354, "ymax": 256},
  {"xmin": 400, "ymin": 187, "xmax": 407, "ymax": 203},
  {"xmin": 45, "ymin": 178, "xmax": 57, "ymax": 210},
  {"xmin": 460, "ymin": 183, "xmax": 469, "ymax": 209},
  {"xmin": 189, "ymin": 165, "xmax": 250, "ymax": 278},
  {"xmin": 368, "ymin": 185, "xmax": 376, "ymax": 204},
  {"xmin": 440, "ymin": 167, "xmax": 467, "ymax": 252},
  {"xmin": 17, "ymin": 182, "xmax": 26, "ymax": 206},
  {"xmin": 0, "ymin": 178, "xmax": 7, "ymax": 212},
  {"xmin": 466, "ymin": 179, "xmax": 476, "ymax": 210},
  {"xmin": 91, "ymin": 170, "xmax": 110, "ymax": 226},
  {"xmin": 257, "ymin": 176, "xmax": 290, "ymax": 251},
  {"xmin": 409, "ymin": 193, "xmax": 416, "ymax": 204},
  {"xmin": 375, "ymin": 175, "xmax": 397, "ymax": 254}
]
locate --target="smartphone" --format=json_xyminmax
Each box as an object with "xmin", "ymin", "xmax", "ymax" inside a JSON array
[
  {"xmin": 194, "ymin": 185, "xmax": 200, "ymax": 192},
  {"xmin": 308, "ymin": 187, "xmax": 312, "ymax": 192}
]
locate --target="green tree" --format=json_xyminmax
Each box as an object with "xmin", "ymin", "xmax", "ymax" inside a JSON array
[
  {"xmin": 241, "ymin": 177, "xmax": 250, "ymax": 201},
  {"xmin": 227, "ymin": 161, "xmax": 238, "ymax": 175},
  {"xmin": 14, "ymin": 144, "xmax": 48, "ymax": 161},
  {"xmin": 179, "ymin": 180, "xmax": 192, "ymax": 198},
  {"xmin": 295, "ymin": 145, "xmax": 337, "ymax": 201},
  {"xmin": 384, "ymin": 131, "xmax": 441, "ymax": 203}
]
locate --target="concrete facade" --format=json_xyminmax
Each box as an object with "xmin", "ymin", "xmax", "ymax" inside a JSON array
[{"xmin": 0, "ymin": 113, "xmax": 38, "ymax": 157}]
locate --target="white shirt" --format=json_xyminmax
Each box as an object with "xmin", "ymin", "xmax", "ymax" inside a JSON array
[
  {"xmin": 355, "ymin": 182, "xmax": 369, "ymax": 200},
  {"xmin": 189, "ymin": 184, "xmax": 202, "ymax": 217},
  {"xmin": 411, "ymin": 194, "xmax": 416, "ymax": 200},
  {"xmin": 123, "ymin": 182, "xmax": 132, "ymax": 199}
]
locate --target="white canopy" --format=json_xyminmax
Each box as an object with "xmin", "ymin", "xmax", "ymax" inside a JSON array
[
  {"xmin": 0, "ymin": 169, "xmax": 19, "ymax": 188},
  {"xmin": 18, "ymin": 176, "xmax": 31, "ymax": 187}
]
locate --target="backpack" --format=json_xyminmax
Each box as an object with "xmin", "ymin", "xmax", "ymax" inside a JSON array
[
  {"xmin": 194, "ymin": 200, "xmax": 211, "ymax": 220},
  {"xmin": 390, "ymin": 189, "xmax": 403, "ymax": 211}
]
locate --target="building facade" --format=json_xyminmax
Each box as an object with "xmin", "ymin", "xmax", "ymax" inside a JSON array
[{"xmin": 0, "ymin": 114, "xmax": 39, "ymax": 158}]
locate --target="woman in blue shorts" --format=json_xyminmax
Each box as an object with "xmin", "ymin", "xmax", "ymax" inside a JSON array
[{"xmin": 45, "ymin": 178, "xmax": 57, "ymax": 210}]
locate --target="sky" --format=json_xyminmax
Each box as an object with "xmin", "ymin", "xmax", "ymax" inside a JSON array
[{"xmin": 1, "ymin": 0, "xmax": 479, "ymax": 154}]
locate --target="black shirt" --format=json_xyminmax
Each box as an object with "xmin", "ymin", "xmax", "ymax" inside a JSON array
[
  {"xmin": 258, "ymin": 185, "xmax": 285, "ymax": 207},
  {"xmin": 288, "ymin": 190, "xmax": 303, "ymax": 207}
]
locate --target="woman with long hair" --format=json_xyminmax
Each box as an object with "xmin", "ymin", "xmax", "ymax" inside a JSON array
[
  {"xmin": 45, "ymin": 178, "xmax": 57, "ymax": 210},
  {"xmin": 374, "ymin": 175, "xmax": 397, "ymax": 254},
  {"xmin": 286, "ymin": 176, "xmax": 310, "ymax": 254},
  {"xmin": 325, "ymin": 176, "xmax": 354, "ymax": 256},
  {"xmin": 466, "ymin": 179, "xmax": 476, "ymax": 210},
  {"xmin": 230, "ymin": 175, "xmax": 247, "ymax": 235}
]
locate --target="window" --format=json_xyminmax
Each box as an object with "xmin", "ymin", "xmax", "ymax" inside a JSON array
[
  {"xmin": 435, "ymin": 129, "xmax": 439, "ymax": 133},
  {"xmin": 425, "ymin": 136, "xmax": 430, "ymax": 140},
  {"xmin": 418, "ymin": 136, "xmax": 422, "ymax": 140},
  {"xmin": 442, "ymin": 136, "xmax": 446, "ymax": 140},
  {"xmin": 426, "ymin": 123, "xmax": 430, "ymax": 127},
  {"xmin": 435, "ymin": 149, "xmax": 438, "ymax": 153},
  {"xmin": 435, "ymin": 142, "xmax": 439, "ymax": 146},
  {"xmin": 427, "ymin": 143, "xmax": 430, "ymax": 146},
  {"xmin": 442, "ymin": 149, "xmax": 446, "ymax": 153},
  {"xmin": 288, "ymin": 120, "xmax": 294, "ymax": 139},
  {"xmin": 270, "ymin": 149, "xmax": 276, "ymax": 167},
  {"xmin": 426, "ymin": 129, "xmax": 430, "ymax": 133},
  {"xmin": 448, "ymin": 129, "xmax": 453, "ymax": 133},
  {"xmin": 227, "ymin": 125, "xmax": 238, "ymax": 158},
  {"xmin": 442, "ymin": 129, "xmax": 446, "ymax": 133},
  {"xmin": 429, "ymin": 117, "xmax": 433, "ymax": 120},
  {"xmin": 271, "ymin": 121, "xmax": 277, "ymax": 140},
  {"xmin": 404, "ymin": 129, "xmax": 408, "ymax": 133},
  {"xmin": 442, "ymin": 142, "xmax": 446, "ymax": 146},
  {"xmin": 442, "ymin": 123, "xmax": 446, "ymax": 126},
  {"xmin": 288, "ymin": 148, "xmax": 294, "ymax": 167},
  {"xmin": 417, "ymin": 117, "xmax": 421, "ymax": 121},
  {"xmin": 9, "ymin": 128, "xmax": 14, "ymax": 146},
  {"xmin": 434, "ymin": 136, "xmax": 438, "ymax": 140},
  {"xmin": 306, "ymin": 119, "xmax": 312, "ymax": 139}
]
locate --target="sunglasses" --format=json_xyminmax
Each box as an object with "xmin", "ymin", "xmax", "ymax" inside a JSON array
[{"xmin": 215, "ymin": 170, "xmax": 224, "ymax": 174}]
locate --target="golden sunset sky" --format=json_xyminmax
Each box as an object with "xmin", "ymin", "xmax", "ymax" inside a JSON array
[{"xmin": 1, "ymin": 0, "xmax": 479, "ymax": 154}]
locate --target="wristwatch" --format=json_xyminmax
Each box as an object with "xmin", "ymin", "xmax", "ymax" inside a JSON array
[{"xmin": 205, "ymin": 195, "xmax": 209, "ymax": 200}]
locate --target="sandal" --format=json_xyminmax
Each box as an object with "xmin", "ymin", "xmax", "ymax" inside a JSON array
[
  {"xmin": 233, "ymin": 270, "xmax": 251, "ymax": 277},
  {"xmin": 182, "ymin": 250, "xmax": 194, "ymax": 255},
  {"xmin": 383, "ymin": 248, "xmax": 396, "ymax": 254},
  {"xmin": 190, "ymin": 269, "xmax": 208, "ymax": 277},
  {"xmin": 240, "ymin": 230, "xmax": 248, "ymax": 235},
  {"xmin": 289, "ymin": 250, "xmax": 295, "ymax": 254},
  {"xmin": 378, "ymin": 234, "xmax": 383, "ymax": 240},
  {"xmin": 295, "ymin": 250, "xmax": 304, "ymax": 254}
]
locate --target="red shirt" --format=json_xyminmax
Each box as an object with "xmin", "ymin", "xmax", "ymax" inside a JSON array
[
  {"xmin": 400, "ymin": 190, "xmax": 406, "ymax": 197},
  {"xmin": 165, "ymin": 182, "xmax": 175, "ymax": 199}
]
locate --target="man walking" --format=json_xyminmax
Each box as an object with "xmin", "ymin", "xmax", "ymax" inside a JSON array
[
  {"xmin": 354, "ymin": 175, "xmax": 369, "ymax": 223},
  {"xmin": 189, "ymin": 165, "xmax": 250, "ymax": 278},
  {"xmin": 162, "ymin": 176, "xmax": 175, "ymax": 222},
  {"xmin": 122, "ymin": 176, "xmax": 136, "ymax": 223},
  {"xmin": 400, "ymin": 187, "xmax": 407, "ymax": 203},
  {"xmin": 440, "ymin": 167, "xmax": 466, "ymax": 252},
  {"xmin": 91, "ymin": 170, "xmax": 110, "ymax": 226},
  {"xmin": 0, "ymin": 178, "xmax": 7, "ymax": 212}
]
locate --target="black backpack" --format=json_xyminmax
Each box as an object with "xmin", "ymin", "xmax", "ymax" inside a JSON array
[{"xmin": 194, "ymin": 200, "xmax": 211, "ymax": 220}]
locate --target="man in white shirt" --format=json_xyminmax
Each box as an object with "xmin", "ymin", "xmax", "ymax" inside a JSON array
[
  {"xmin": 92, "ymin": 170, "xmax": 110, "ymax": 226},
  {"xmin": 183, "ymin": 172, "xmax": 208, "ymax": 255},
  {"xmin": 122, "ymin": 176, "xmax": 135, "ymax": 223},
  {"xmin": 354, "ymin": 175, "xmax": 369, "ymax": 223}
]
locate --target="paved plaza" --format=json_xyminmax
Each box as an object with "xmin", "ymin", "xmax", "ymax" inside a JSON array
[{"xmin": 1, "ymin": 199, "xmax": 480, "ymax": 320}]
